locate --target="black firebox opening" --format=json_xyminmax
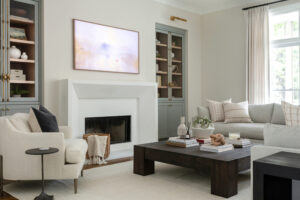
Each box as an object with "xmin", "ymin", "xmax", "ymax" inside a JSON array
[{"xmin": 85, "ymin": 115, "xmax": 131, "ymax": 144}]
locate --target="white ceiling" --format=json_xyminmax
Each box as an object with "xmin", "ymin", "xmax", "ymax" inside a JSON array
[{"xmin": 154, "ymin": 0, "xmax": 270, "ymax": 15}]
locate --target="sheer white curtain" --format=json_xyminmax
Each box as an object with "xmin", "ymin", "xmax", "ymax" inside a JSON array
[{"xmin": 246, "ymin": 6, "xmax": 269, "ymax": 104}]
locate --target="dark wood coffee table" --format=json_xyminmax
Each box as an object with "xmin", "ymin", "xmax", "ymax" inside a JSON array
[
  {"xmin": 253, "ymin": 152, "xmax": 300, "ymax": 200},
  {"xmin": 134, "ymin": 142, "xmax": 250, "ymax": 198}
]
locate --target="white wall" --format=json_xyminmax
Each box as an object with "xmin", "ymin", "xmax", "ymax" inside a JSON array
[
  {"xmin": 42, "ymin": 0, "xmax": 202, "ymax": 122},
  {"xmin": 200, "ymin": 7, "xmax": 247, "ymax": 104}
]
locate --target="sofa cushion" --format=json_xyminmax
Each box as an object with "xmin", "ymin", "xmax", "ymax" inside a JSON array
[
  {"xmin": 248, "ymin": 104, "xmax": 274, "ymax": 123},
  {"xmin": 281, "ymin": 101, "xmax": 300, "ymax": 126},
  {"xmin": 65, "ymin": 139, "xmax": 88, "ymax": 164},
  {"xmin": 271, "ymin": 103, "xmax": 286, "ymax": 125},
  {"xmin": 30, "ymin": 106, "xmax": 59, "ymax": 132},
  {"xmin": 197, "ymin": 106, "xmax": 211, "ymax": 119},
  {"xmin": 207, "ymin": 99, "xmax": 231, "ymax": 122},
  {"xmin": 264, "ymin": 124, "xmax": 300, "ymax": 148},
  {"xmin": 213, "ymin": 122, "xmax": 268, "ymax": 140},
  {"xmin": 223, "ymin": 101, "xmax": 252, "ymax": 123},
  {"xmin": 8, "ymin": 113, "xmax": 31, "ymax": 132}
]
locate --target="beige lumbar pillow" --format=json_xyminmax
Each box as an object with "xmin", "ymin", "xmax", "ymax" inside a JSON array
[
  {"xmin": 28, "ymin": 108, "xmax": 42, "ymax": 132},
  {"xmin": 223, "ymin": 101, "xmax": 252, "ymax": 123},
  {"xmin": 281, "ymin": 101, "xmax": 300, "ymax": 127},
  {"xmin": 207, "ymin": 98, "xmax": 231, "ymax": 122}
]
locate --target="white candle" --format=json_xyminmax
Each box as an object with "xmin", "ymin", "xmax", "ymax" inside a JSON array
[{"xmin": 229, "ymin": 133, "xmax": 240, "ymax": 140}]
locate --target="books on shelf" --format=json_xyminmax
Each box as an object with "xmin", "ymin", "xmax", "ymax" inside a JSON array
[
  {"xmin": 166, "ymin": 137, "xmax": 199, "ymax": 148},
  {"xmin": 226, "ymin": 138, "xmax": 251, "ymax": 148},
  {"xmin": 200, "ymin": 144, "xmax": 234, "ymax": 153}
]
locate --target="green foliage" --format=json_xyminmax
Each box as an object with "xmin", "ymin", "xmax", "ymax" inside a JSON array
[
  {"xmin": 193, "ymin": 117, "xmax": 212, "ymax": 129},
  {"xmin": 11, "ymin": 85, "xmax": 29, "ymax": 96}
]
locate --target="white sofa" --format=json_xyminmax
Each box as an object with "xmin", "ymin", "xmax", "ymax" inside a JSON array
[
  {"xmin": 197, "ymin": 103, "xmax": 286, "ymax": 140},
  {"xmin": 0, "ymin": 113, "xmax": 88, "ymax": 193}
]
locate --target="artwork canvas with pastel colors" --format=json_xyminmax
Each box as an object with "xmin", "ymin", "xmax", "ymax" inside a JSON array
[{"xmin": 73, "ymin": 19, "xmax": 139, "ymax": 73}]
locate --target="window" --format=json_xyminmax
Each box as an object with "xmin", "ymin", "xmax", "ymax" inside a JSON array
[{"xmin": 269, "ymin": 7, "xmax": 300, "ymax": 104}]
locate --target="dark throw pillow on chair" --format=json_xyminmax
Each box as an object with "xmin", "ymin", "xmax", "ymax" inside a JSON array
[{"xmin": 30, "ymin": 105, "xmax": 59, "ymax": 132}]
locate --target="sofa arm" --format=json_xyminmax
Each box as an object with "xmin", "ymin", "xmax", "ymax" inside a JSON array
[
  {"xmin": 59, "ymin": 126, "xmax": 72, "ymax": 139},
  {"xmin": 2, "ymin": 130, "xmax": 66, "ymax": 180}
]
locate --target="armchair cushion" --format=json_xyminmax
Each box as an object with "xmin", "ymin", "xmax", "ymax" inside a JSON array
[
  {"xmin": 8, "ymin": 113, "xmax": 31, "ymax": 132},
  {"xmin": 65, "ymin": 139, "xmax": 88, "ymax": 164}
]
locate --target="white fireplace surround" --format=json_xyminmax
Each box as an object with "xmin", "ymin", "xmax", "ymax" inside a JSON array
[{"xmin": 59, "ymin": 79, "xmax": 158, "ymax": 151}]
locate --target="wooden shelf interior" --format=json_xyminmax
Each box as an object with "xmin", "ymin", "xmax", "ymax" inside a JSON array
[
  {"xmin": 172, "ymin": 89, "xmax": 183, "ymax": 98},
  {"xmin": 10, "ymin": 83, "xmax": 35, "ymax": 98},
  {"xmin": 9, "ymin": 1, "xmax": 36, "ymax": 99},
  {"xmin": 156, "ymin": 32, "xmax": 168, "ymax": 61},
  {"xmin": 158, "ymin": 87, "xmax": 168, "ymax": 98},
  {"xmin": 10, "ymin": 1, "xmax": 35, "ymax": 21}
]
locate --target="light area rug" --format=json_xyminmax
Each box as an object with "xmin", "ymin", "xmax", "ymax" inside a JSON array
[{"xmin": 4, "ymin": 161, "xmax": 251, "ymax": 200}]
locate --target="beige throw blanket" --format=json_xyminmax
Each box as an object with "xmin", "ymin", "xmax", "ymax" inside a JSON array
[{"xmin": 87, "ymin": 135, "xmax": 108, "ymax": 165}]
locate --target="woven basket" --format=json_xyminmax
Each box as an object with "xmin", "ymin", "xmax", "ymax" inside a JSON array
[{"xmin": 83, "ymin": 133, "xmax": 110, "ymax": 159}]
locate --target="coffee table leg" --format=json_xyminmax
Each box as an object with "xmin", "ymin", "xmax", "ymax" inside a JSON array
[
  {"xmin": 134, "ymin": 146, "xmax": 154, "ymax": 176},
  {"xmin": 211, "ymin": 160, "xmax": 238, "ymax": 198}
]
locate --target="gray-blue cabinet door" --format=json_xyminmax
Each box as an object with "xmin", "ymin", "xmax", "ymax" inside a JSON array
[
  {"xmin": 5, "ymin": 104, "xmax": 38, "ymax": 115},
  {"xmin": 158, "ymin": 103, "xmax": 168, "ymax": 139},
  {"xmin": 166, "ymin": 103, "xmax": 184, "ymax": 138}
]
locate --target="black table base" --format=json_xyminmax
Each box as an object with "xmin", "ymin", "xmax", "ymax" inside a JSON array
[
  {"xmin": 25, "ymin": 148, "xmax": 59, "ymax": 200},
  {"xmin": 34, "ymin": 191, "xmax": 53, "ymax": 200}
]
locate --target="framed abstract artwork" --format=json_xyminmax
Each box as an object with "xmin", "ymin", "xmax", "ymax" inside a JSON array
[{"xmin": 73, "ymin": 19, "xmax": 139, "ymax": 74}]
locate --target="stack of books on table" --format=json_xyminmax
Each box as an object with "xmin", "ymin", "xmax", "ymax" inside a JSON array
[
  {"xmin": 200, "ymin": 144, "xmax": 234, "ymax": 153},
  {"xmin": 226, "ymin": 138, "xmax": 251, "ymax": 148},
  {"xmin": 166, "ymin": 137, "xmax": 199, "ymax": 148}
]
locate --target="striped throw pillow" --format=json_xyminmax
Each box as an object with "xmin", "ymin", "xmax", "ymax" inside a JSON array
[
  {"xmin": 207, "ymin": 99, "xmax": 231, "ymax": 122},
  {"xmin": 281, "ymin": 101, "xmax": 300, "ymax": 127},
  {"xmin": 223, "ymin": 101, "xmax": 252, "ymax": 123}
]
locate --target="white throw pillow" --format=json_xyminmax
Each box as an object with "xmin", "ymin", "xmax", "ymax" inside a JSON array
[
  {"xmin": 207, "ymin": 98, "xmax": 231, "ymax": 122},
  {"xmin": 281, "ymin": 101, "xmax": 300, "ymax": 127},
  {"xmin": 223, "ymin": 101, "xmax": 252, "ymax": 123},
  {"xmin": 264, "ymin": 123, "xmax": 300, "ymax": 148},
  {"xmin": 28, "ymin": 108, "xmax": 42, "ymax": 132}
]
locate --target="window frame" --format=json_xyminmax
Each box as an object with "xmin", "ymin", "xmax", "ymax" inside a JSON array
[{"xmin": 269, "ymin": 4, "xmax": 300, "ymax": 104}]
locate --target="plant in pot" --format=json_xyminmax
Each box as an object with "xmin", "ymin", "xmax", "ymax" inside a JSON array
[
  {"xmin": 11, "ymin": 85, "xmax": 29, "ymax": 98},
  {"xmin": 192, "ymin": 117, "xmax": 215, "ymax": 139}
]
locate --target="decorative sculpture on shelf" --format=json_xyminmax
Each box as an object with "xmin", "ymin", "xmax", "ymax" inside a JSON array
[{"xmin": 210, "ymin": 133, "xmax": 225, "ymax": 146}]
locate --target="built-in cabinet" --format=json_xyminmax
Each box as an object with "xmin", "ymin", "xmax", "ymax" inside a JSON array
[
  {"xmin": 0, "ymin": 0, "xmax": 40, "ymax": 115},
  {"xmin": 156, "ymin": 24, "xmax": 186, "ymax": 139}
]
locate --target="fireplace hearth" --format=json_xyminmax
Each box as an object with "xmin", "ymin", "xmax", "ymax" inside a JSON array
[{"xmin": 85, "ymin": 116, "xmax": 131, "ymax": 144}]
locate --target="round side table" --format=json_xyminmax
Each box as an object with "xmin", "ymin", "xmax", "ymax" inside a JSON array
[{"xmin": 25, "ymin": 148, "xmax": 59, "ymax": 200}]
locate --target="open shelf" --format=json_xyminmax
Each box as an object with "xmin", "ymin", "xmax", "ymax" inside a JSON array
[
  {"xmin": 10, "ymin": 15, "xmax": 34, "ymax": 24},
  {"xmin": 10, "ymin": 58, "xmax": 34, "ymax": 63},
  {"xmin": 156, "ymin": 58, "xmax": 167, "ymax": 62},
  {"xmin": 10, "ymin": 80, "xmax": 35, "ymax": 84},
  {"xmin": 156, "ymin": 43, "xmax": 167, "ymax": 47},
  {"xmin": 10, "ymin": 38, "xmax": 35, "ymax": 45},
  {"xmin": 156, "ymin": 71, "xmax": 167, "ymax": 75},
  {"xmin": 172, "ymin": 60, "xmax": 182, "ymax": 63},
  {"xmin": 172, "ymin": 72, "xmax": 182, "ymax": 76},
  {"xmin": 172, "ymin": 46, "xmax": 182, "ymax": 50},
  {"xmin": 158, "ymin": 86, "xmax": 168, "ymax": 89}
]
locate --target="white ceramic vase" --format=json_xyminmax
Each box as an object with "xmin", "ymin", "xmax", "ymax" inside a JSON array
[
  {"xmin": 177, "ymin": 116, "xmax": 187, "ymax": 138},
  {"xmin": 9, "ymin": 46, "xmax": 21, "ymax": 59},
  {"xmin": 21, "ymin": 52, "xmax": 28, "ymax": 60}
]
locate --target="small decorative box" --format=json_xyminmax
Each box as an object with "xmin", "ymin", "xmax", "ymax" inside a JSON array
[
  {"xmin": 10, "ymin": 69, "xmax": 23, "ymax": 76},
  {"xmin": 11, "ymin": 74, "xmax": 26, "ymax": 81}
]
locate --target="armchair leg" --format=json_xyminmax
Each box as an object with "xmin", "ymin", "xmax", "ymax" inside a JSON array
[
  {"xmin": 81, "ymin": 170, "xmax": 84, "ymax": 177},
  {"xmin": 74, "ymin": 179, "xmax": 78, "ymax": 194}
]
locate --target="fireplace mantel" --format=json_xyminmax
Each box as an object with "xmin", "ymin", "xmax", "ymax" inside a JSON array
[{"xmin": 59, "ymin": 79, "xmax": 158, "ymax": 151}]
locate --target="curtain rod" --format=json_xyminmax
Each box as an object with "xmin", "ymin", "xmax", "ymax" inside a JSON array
[{"xmin": 242, "ymin": 0, "xmax": 288, "ymax": 10}]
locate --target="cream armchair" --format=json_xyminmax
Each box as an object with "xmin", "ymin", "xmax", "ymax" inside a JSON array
[{"xmin": 0, "ymin": 113, "xmax": 88, "ymax": 193}]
